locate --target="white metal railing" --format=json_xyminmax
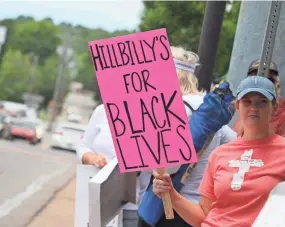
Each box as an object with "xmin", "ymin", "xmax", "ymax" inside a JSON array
[
  {"xmin": 74, "ymin": 159, "xmax": 137, "ymax": 227},
  {"xmin": 252, "ymin": 181, "xmax": 285, "ymax": 227}
]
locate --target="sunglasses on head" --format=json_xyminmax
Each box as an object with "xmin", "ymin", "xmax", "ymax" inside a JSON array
[
  {"xmin": 248, "ymin": 70, "xmax": 278, "ymax": 84},
  {"xmin": 268, "ymin": 77, "xmax": 276, "ymax": 84}
]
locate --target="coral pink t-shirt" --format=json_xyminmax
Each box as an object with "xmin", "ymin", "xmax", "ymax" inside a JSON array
[{"xmin": 199, "ymin": 134, "xmax": 285, "ymax": 227}]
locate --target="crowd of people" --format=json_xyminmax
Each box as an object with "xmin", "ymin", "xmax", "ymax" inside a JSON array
[{"xmin": 76, "ymin": 45, "xmax": 285, "ymax": 227}]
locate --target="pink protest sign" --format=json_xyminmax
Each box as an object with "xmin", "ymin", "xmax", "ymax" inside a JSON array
[{"xmin": 88, "ymin": 28, "xmax": 197, "ymax": 173}]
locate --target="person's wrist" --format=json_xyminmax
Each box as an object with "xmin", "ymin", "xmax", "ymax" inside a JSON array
[{"xmin": 169, "ymin": 187, "xmax": 177, "ymax": 199}]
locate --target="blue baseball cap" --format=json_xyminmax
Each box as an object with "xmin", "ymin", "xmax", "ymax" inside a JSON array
[{"xmin": 237, "ymin": 76, "xmax": 277, "ymax": 101}]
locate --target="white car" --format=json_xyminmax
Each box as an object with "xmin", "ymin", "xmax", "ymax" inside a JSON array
[
  {"xmin": 65, "ymin": 105, "xmax": 79, "ymax": 115},
  {"xmin": 67, "ymin": 113, "xmax": 82, "ymax": 123},
  {"xmin": 51, "ymin": 122, "xmax": 86, "ymax": 151}
]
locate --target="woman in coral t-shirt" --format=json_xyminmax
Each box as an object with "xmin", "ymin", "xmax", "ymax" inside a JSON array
[{"xmin": 152, "ymin": 76, "xmax": 285, "ymax": 227}]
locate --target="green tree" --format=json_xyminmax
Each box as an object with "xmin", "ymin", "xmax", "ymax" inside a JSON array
[
  {"xmin": 139, "ymin": 1, "xmax": 240, "ymax": 77},
  {"xmin": 34, "ymin": 54, "xmax": 59, "ymax": 107},
  {"xmin": 10, "ymin": 19, "xmax": 61, "ymax": 64},
  {"xmin": 72, "ymin": 28, "xmax": 133, "ymax": 102},
  {"xmin": 59, "ymin": 24, "xmax": 111, "ymax": 55},
  {"xmin": 0, "ymin": 49, "xmax": 33, "ymax": 102},
  {"xmin": 0, "ymin": 50, "xmax": 60, "ymax": 108},
  {"xmin": 0, "ymin": 16, "xmax": 135, "ymax": 107},
  {"xmin": 215, "ymin": 1, "xmax": 241, "ymax": 77},
  {"xmin": 0, "ymin": 19, "xmax": 15, "ymax": 65},
  {"xmin": 140, "ymin": 1, "xmax": 206, "ymax": 51},
  {"xmin": 75, "ymin": 52, "xmax": 99, "ymax": 93}
]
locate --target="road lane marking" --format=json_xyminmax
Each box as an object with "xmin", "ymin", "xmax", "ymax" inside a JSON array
[{"xmin": 0, "ymin": 165, "xmax": 70, "ymax": 219}]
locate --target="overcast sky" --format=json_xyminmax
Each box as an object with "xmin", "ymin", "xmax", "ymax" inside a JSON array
[{"xmin": 0, "ymin": 0, "xmax": 144, "ymax": 31}]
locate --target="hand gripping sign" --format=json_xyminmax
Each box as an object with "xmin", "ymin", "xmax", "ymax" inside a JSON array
[{"xmin": 88, "ymin": 28, "xmax": 197, "ymax": 219}]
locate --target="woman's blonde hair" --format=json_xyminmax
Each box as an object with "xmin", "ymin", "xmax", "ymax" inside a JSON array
[{"xmin": 171, "ymin": 46, "xmax": 203, "ymax": 95}]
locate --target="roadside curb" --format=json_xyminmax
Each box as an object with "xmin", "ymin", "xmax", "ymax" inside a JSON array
[{"xmin": 25, "ymin": 164, "xmax": 77, "ymax": 227}]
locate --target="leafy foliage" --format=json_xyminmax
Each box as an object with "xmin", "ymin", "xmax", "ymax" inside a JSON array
[
  {"xmin": 139, "ymin": 1, "xmax": 241, "ymax": 77},
  {"xmin": 0, "ymin": 17, "xmax": 132, "ymax": 106}
]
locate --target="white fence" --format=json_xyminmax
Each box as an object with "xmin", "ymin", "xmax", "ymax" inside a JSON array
[
  {"xmin": 252, "ymin": 181, "xmax": 285, "ymax": 227},
  {"xmin": 74, "ymin": 159, "xmax": 137, "ymax": 227}
]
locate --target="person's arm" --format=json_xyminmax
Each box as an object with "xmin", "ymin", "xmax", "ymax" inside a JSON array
[
  {"xmin": 153, "ymin": 151, "xmax": 217, "ymax": 226},
  {"xmin": 170, "ymin": 190, "xmax": 213, "ymax": 227},
  {"xmin": 152, "ymin": 172, "xmax": 213, "ymax": 227},
  {"xmin": 220, "ymin": 125, "xmax": 237, "ymax": 144},
  {"xmin": 76, "ymin": 105, "xmax": 107, "ymax": 168},
  {"xmin": 81, "ymin": 152, "xmax": 107, "ymax": 167}
]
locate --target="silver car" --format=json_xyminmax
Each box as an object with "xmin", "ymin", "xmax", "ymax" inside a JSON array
[{"xmin": 51, "ymin": 122, "xmax": 86, "ymax": 151}]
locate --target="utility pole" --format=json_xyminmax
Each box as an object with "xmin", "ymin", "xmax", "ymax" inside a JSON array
[
  {"xmin": 196, "ymin": 1, "xmax": 226, "ymax": 92},
  {"xmin": 257, "ymin": 1, "xmax": 282, "ymax": 77},
  {"xmin": 46, "ymin": 46, "xmax": 73, "ymax": 132},
  {"xmin": 29, "ymin": 54, "xmax": 39, "ymax": 93},
  {"xmin": 226, "ymin": 1, "xmax": 285, "ymax": 128},
  {"xmin": 227, "ymin": 1, "xmax": 285, "ymax": 95}
]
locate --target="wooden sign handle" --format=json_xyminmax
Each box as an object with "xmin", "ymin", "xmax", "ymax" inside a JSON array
[{"xmin": 157, "ymin": 168, "xmax": 174, "ymax": 219}]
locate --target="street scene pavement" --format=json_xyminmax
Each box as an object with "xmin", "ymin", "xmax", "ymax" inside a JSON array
[
  {"xmin": 27, "ymin": 177, "xmax": 76, "ymax": 227},
  {"xmin": 0, "ymin": 136, "xmax": 78, "ymax": 227},
  {"xmin": 1, "ymin": 1, "xmax": 285, "ymax": 227},
  {"xmin": 0, "ymin": 91, "xmax": 95, "ymax": 227}
]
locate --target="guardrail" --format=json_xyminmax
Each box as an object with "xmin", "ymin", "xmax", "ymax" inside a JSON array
[{"xmin": 74, "ymin": 159, "xmax": 137, "ymax": 227}]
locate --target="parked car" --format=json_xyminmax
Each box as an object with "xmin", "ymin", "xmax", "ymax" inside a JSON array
[
  {"xmin": 67, "ymin": 113, "xmax": 82, "ymax": 123},
  {"xmin": 4, "ymin": 120, "xmax": 43, "ymax": 144},
  {"xmin": 51, "ymin": 122, "xmax": 86, "ymax": 151},
  {"xmin": 65, "ymin": 105, "xmax": 79, "ymax": 115},
  {"xmin": 0, "ymin": 113, "xmax": 10, "ymax": 138}
]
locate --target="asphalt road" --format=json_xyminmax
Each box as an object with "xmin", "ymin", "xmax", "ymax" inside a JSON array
[
  {"xmin": 0, "ymin": 134, "xmax": 79, "ymax": 227},
  {"xmin": 0, "ymin": 91, "xmax": 96, "ymax": 227}
]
